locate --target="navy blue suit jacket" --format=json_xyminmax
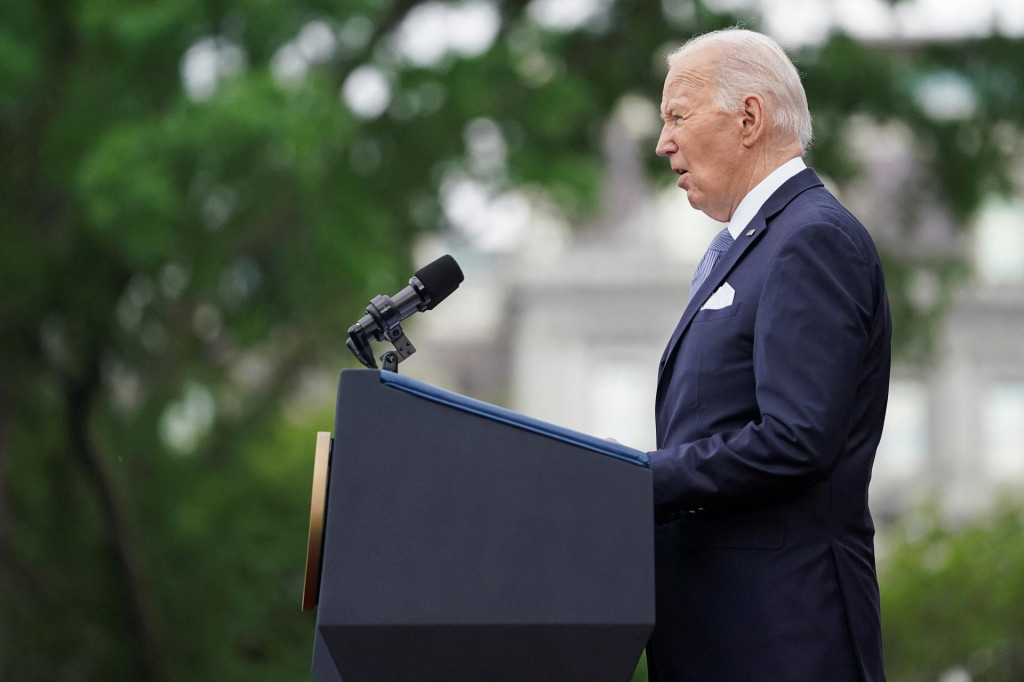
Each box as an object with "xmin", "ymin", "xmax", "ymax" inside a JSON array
[{"xmin": 647, "ymin": 168, "xmax": 890, "ymax": 682}]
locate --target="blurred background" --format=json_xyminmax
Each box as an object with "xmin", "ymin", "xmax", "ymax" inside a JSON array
[{"xmin": 3, "ymin": 0, "xmax": 1024, "ymax": 679}]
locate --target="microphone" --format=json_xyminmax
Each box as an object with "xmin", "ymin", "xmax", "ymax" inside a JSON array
[{"xmin": 346, "ymin": 254, "xmax": 464, "ymax": 370}]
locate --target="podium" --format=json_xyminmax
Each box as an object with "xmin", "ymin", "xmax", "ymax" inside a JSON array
[{"xmin": 305, "ymin": 369, "xmax": 654, "ymax": 682}]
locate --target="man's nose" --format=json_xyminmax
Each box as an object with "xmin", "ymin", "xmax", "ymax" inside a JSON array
[{"xmin": 655, "ymin": 130, "xmax": 676, "ymax": 157}]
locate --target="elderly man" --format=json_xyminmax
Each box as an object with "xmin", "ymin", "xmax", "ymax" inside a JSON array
[{"xmin": 647, "ymin": 29, "xmax": 890, "ymax": 682}]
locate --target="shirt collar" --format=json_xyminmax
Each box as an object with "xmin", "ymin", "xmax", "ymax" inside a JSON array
[{"xmin": 726, "ymin": 157, "xmax": 807, "ymax": 240}]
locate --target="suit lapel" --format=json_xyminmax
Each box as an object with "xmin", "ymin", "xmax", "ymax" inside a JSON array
[
  {"xmin": 656, "ymin": 168, "xmax": 825, "ymax": 389},
  {"xmin": 656, "ymin": 213, "xmax": 765, "ymax": 385}
]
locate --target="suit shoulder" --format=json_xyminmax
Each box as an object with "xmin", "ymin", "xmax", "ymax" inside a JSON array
[{"xmin": 775, "ymin": 188, "xmax": 881, "ymax": 267}]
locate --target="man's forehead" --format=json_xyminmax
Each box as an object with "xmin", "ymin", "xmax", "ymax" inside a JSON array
[
  {"xmin": 661, "ymin": 63, "xmax": 712, "ymax": 110},
  {"xmin": 661, "ymin": 47, "xmax": 717, "ymax": 108}
]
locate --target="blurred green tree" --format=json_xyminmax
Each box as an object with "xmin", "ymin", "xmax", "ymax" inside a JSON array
[
  {"xmin": 881, "ymin": 503, "xmax": 1024, "ymax": 682},
  {"xmin": 2, "ymin": 0, "xmax": 1024, "ymax": 679}
]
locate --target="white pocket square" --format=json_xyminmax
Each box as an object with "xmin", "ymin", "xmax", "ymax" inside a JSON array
[{"xmin": 700, "ymin": 282, "xmax": 735, "ymax": 310}]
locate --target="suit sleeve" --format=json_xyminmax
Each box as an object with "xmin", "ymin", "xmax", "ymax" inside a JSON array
[{"xmin": 648, "ymin": 220, "xmax": 877, "ymax": 517}]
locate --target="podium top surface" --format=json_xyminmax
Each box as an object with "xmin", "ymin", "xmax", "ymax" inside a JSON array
[{"xmin": 379, "ymin": 370, "xmax": 649, "ymax": 468}]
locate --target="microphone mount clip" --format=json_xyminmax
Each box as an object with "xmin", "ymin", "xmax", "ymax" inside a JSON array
[
  {"xmin": 379, "ymin": 323, "xmax": 415, "ymax": 372},
  {"xmin": 347, "ymin": 294, "xmax": 418, "ymax": 373}
]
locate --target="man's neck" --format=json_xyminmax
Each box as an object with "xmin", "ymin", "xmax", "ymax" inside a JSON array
[
  {"xmin": 726, "ymin": 156, "xmax": 806, "ymax": 238},
  {"xmin": 725, "ymin": 142, "xmax": 803, "ymax": 221}
]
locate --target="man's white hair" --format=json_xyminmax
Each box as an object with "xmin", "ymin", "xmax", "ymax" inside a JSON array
[{"xmin": 667, "ymin": 28, "xmax": 813, "ymax": 153}]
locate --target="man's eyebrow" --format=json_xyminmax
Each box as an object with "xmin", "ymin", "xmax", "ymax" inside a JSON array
[{"xmin": 661, "ymin": 100, "xmax": 683, "ymax": 117}]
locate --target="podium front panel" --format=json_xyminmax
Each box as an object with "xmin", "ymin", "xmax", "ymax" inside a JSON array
[{"xmin": 313, "ymin": 369, "xmax": 653, "ymax": 682}]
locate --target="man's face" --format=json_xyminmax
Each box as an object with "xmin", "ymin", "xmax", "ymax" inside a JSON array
[{"xmin": 656, "ymin": 49, "xmax": 747, "ymax": 223}]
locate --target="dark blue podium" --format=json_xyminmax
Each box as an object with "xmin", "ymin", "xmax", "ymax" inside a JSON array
[{"xmin": 306, "ymin": 369, "xmax": 653, "ymax": 682}]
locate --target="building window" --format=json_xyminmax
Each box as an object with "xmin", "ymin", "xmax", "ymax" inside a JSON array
[
  {"xmin": 982, "ymin": 381, "xmax": 1024, "ymax": 484},
  {"xmin": 875, "ymin": 379, "xmax": 929, "ymax": 482},
  {"xmin": 975, "ymin": 197, "xmax": 1024, "ymax": 285},
  {"xmin": 590, "ymin": 358, "xmax": 656, "ymax": 452}
]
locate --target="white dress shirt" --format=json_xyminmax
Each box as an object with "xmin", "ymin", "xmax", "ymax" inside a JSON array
[{"xmin": 726, "ymin": 157, "xmax": 807, "ymax": 239}]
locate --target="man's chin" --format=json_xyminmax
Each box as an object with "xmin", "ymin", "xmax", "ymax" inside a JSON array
[{"xmin": 684, "ymin": 192, "xmax": 727, "ymax": 222}]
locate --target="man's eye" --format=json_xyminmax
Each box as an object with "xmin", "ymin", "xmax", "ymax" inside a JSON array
[{"xmin": 674, "ymin": 116, "xmax": 684, "ymax": 124}]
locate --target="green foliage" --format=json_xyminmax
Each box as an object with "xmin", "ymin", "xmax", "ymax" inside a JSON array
[
  {"xmin": 3, "ymin": 0, "xmax": 1024, "ymax": 678},
  {"xmin": 145, "ymin": 407, "xmax": 332, "ymax": 681},
  {"xmin": 881, "ymin": 504, "xmax": 1024, "ymax": 682},
  {"xmin": 632, "ymin": 652, "xmax": 649, "ymax": 682}
]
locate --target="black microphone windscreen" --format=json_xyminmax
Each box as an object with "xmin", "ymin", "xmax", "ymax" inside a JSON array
[{"xmin": 415, "ymin": 254, "xmax": 464, "ymax": 309}]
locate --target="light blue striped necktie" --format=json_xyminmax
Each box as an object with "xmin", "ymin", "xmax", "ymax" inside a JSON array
[{"xmin": 688, "ymin": 228, "xmax": 734, "ymax": 302}]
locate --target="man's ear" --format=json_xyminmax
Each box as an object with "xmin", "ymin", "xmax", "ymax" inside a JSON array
[{"xmin": 740, "ymin": 94, "xmax": 767, "ymax": 147}]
